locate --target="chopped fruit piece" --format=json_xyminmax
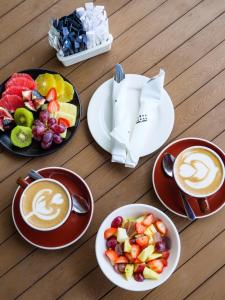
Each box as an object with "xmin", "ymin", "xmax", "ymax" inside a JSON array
[
  {"xmin": 32, "ymin": 90, "xmax": 43, "ymax": 100},
  {"xmin": 117, "ymin": 227, "xmax": 128, "ymax": 243},
  {"xmin": 134, "ymin": 273, "xmax": 144, "ymax": 282},
  {"xmin": 11, "ymin": 125, "xmax": 32, "ymax": 148},
  {"xmin": 136, "ymin": 216, "xmax": 145, "ymax": 223},
  {"xmin": 144, "ymin": 226, "xmax": 154, "ymax": 237},
  {"xmin": 6, "ymin": 77, "xmax": 36, "ymax": 90},
  {"xmin": 106, "ymin": 236, "xmax": 117, "ymax": 250},
  {"xmin": 33, "ymin": 98, "xmax": 45, "ymax": 110},
  {"xmin": 22, "ymin": 90, "xmax": 32, "ymax": 101},
  {"xmin": 155, "ymin": 220, "xmax": 167, "ymax": 235},
  {"xmin": 124, "ymin": 221, "xmax": 136, "ymax": 237},
  {"xmin": 114, "ymin": 263, "xmax": 126, "ymax": 273},
  {"xmin": 58, "ymin": 117, "xmax": 71, "ymax": 128},
  {"xmin": 130, "ymin": 244, "xmax": 141, "ymax": 259},
  {"xmin": 46, "ymin": 87, "xmax": 57, "ymax": 102},
  {"xmin": 60, "ymin": 81, "xmax": 74, "ymax": 102},
  {"xmin": 3, "ymin": 86, "xmax": 28, "ymax": 97},
  {"xmin": 105, "ymin": 250, "xmax": 118, "ymax": 265},
  {"xmin": 104, "ymin": 227, "xmax": 117, "ymax": 240},
  {"xmin": 135, "ymin": 222, "xmax": 146, "ymax": 234},
  {"xmin": 53, "ymin": 74, "xmax": 64, "ymax": 99},
  {"xmin": 0, "ymin": 94, "xmax": 24, "ymax": 113},
  {"xmin": 134, "ymin": 263, "xmax": 145, "ymax": 273},
  {"xmin": 115, "ymin": 244, "xmax": 123, "ymax": 256},
  {"xmin": 143, "ymin": 214, "xmax": 154, "ymax": 226},
  {"xmin": 143, "ymin": 267, "xmax": 160, "ymax": 280},
  {"xmin": 161, "ymin": 258, "xmax": 168, "ymax": 267},
  {"xmin": 124, "ymin": 238, "xmax": 132, "ymax": 253},
  {"xmin": 14, "ymin": 108, "xmax": 34, "ymax": 128},
  {"xmin": 125, "ymin": 252, "xmax": 134, "ymax": 263},
  {"xmin": 115, "ymin": 256, "xmax": 128, "ymax": 264},
  {"xmin": 125, "ymin": 264, "xmax": 134, "ymax": 280},
  {"xmin": 136, "ymin": 236, "xmax": 149, "ymax": 248},
  {"xmin": 138, "ymin": 245, "xmax": 155, "ymax": 262},
  {"xmin": 148, "ymin": 253, "xmax": 162, "ymax": 261},
  {"xmin": 134, "ymin": 258, "xmax": 142, "ymax": 264},
  {"xmin": 11, "ymin": 73, "xmax": 33, "ymax": 81},
  {"xmin": 24, "ymin": 101, "xmax": 36, "ymax": 111},
  {"xmin": 48, "ymin": 100, "xmax": 60, "ymax": 113},
  {"xmin": 162, "ymin": 251, "xmax": 170, "ymax": 259},
  {"xmin": 35, "ymin": 73, "xmax": 56, "ymax": 96},
  {"xmin": 147, "ymin": 259, "xmax": 164, "ymax": 274},
  {"xmin": 111, "ymin": 216, "xmax": 123, "ymax": 228}
]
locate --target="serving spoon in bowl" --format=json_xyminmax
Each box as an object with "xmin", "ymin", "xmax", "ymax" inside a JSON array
[
  {"xmin": 162, "ymin": 153, "xmax": 196, "ymax": 221},
  {"xmin": 27, "ymin": 169, "xmax": 89, "ymax": 214}
]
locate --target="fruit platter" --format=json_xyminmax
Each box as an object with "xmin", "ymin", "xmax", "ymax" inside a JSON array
[
  {"xmin": 104, "ymin": 213, "xmax": 171, "ymax": 282},
  {"xmin": 0, "ymin": 69, "xmax": 81, "ymax": 157}
]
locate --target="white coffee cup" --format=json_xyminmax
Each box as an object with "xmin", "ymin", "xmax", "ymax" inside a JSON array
[
  {"xmin": 173, "ymin": 146, "xmax": 225, "ymax": 198},
  {"xmin": 18, "ymin": 178, "xmax": 72, "ymax": 231}
]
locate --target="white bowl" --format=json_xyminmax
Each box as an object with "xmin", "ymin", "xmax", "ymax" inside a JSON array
[{"xmin": 95, "ymin": 204, "xmax": 181, "ymax": 291}]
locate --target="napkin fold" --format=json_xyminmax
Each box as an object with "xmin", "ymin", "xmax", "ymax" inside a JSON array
[{"xmin": 125, "ymin": 69, "xmax": 165, "ymax": 168}]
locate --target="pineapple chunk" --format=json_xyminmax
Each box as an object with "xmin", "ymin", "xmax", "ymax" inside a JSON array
[
  {"xmin": 138, "ymin": 245, "xmax": 154, "ymax": 262},
  {"xmin": 143, "ymin": 267, "xmax": 160, "ymax": 280},
  {"xmin": 125, "ymin": 264, "xmax": 134, "ymax": 280},
  {"xmin": 117, "ymin": 228, "xmax": 128, "ymax": 243},
  {"xmin": 148, "ymin": 252, "xmax": 162, "ymax": 261},
  {"xmin": 136, "ymin": 216, "xmax": 145, "ymax": 223},
  {"xmin": 124, "ymin": 238, "xmax": 132, "ymax": 252}
]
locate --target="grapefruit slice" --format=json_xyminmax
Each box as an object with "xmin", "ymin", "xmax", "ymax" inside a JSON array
[
  {"xmin": 6, "ymin": 77, "xmax": 36, "ymax": 90},
  {"xmin": 11, "ymin": 73, "xmax": 33, "ymax": 81},
  {"xmin": 0, "ymin": 95, "xmax": 24, "ymax": 112},
  {"xmin": 2, "ymin": 86, "xmax": 28, "ymax": 97}
]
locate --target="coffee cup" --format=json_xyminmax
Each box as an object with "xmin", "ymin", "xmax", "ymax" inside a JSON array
[
  {"xmin": 173, "ymin": 146, "xmax": 225, "ymax": 200},
  {"xmin": 17, "ymin": 178, "xmax": 72, "ymax": 231}
]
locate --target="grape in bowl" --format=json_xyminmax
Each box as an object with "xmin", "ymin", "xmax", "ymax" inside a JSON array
[{"xmin": 95, "ymin": 204, "xmax": 181, "ymax": 292}]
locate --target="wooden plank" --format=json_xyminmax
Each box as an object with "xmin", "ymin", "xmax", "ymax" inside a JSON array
[
  {"xmin": 0, "ymin": 95, "xmax": 224, "ymax": 298},
  {"xmin": 0, "ymin": 0, "xmax": 23, "ymax": 17},
  {"xmin": 186, "ymin": 266, "xmax": 225, "ymax": 300},
  {"xmin": 1, "ymin": 2, "xmax": 224, "ymax": 183},
  {"xmin": 17, "ymin": 199, "xmax": 225, "ymax": 300},
  {"xmin": 0, "ymin": 0, "xmax": 58, "ymax": 42}
]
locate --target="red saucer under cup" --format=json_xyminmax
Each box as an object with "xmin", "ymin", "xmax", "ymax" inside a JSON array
[
  {"xmin": 152, "ymin": 138, "xmax": 225, "ymax": 218},
  {"xmin": 12, "ymin": 167, "xmax": 94, "ymax": 249}
]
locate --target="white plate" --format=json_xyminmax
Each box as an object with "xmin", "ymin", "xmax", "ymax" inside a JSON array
[{"xmin": 87, "ymin": 74, "xmax": 175, "ymax": 156}]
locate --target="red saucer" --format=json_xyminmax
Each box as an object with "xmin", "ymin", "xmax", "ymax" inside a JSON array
[
  {"xmin": 12, "ymin": 167, "xmax": 94, "ymax": 249},
  {"xmin": 152, "ymin": 138, "xmax": 225, "ymax": 218}
]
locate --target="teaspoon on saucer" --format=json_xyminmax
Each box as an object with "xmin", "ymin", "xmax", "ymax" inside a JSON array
[
  {"xmin": 28, "ymin": 170, "xmax": 89, "ymax": 214},
  {"xmin": 162, "ymin": 153, "xmax": 196, "ymax": 221}
]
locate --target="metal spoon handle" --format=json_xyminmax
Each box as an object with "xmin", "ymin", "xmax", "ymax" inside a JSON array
[
  {"xmin": 178, "ymin": 190, "xmax": 196, "ymax": 221},
  {"xmin": 29, "ymin": 170, "xmax": 43, "ymax": 180}
]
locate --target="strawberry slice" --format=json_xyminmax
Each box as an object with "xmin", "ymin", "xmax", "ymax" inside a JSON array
[
  {"xmin": 48, "ymin": 100, "xmax": 60, "ymax": 113},
  {"xmin": 115, "ymin": 256, "xmax": 128, "ymax": 264},
  {"xmin": 105, "ymin": 250, "xmax": 118, "ymax": 265},
  {"xmin": 46, "ymin": 87, "xmax": 57, "ymax": 102},
  {"xmin": 58, "ymin": 117, "xmax": 70, "ymax": 128},
  {"xmin": 136, "ymin": 235, "xmax": 149, "ymax": 248},
  {"xmin": 130, "ymin": 244, "xmax": 141, "ymax": 259},
  {"xmin": 142, "ymin": 214, "xmax": 154, "ymax": 226},
  {"xmin": 162, "ymin": 251, "xmax": 170, "ymax": 259},
  {"xmin": 147, "ymin": 259, "xmax": 164, "ymax": 273},
  {"xmin": 135, "ymin": 222, "xmax": 146, "ymax": 234},
  {"xmin": 161, "ymin": 258, "xmax": 168, "ymax": 267},
  {"xmin": 155, "ymin": 220, "xmax": 167, "ymax": 235},
  {"xmin": 104, "ymin": 227, "xmax": 117, "ymax": 240}
]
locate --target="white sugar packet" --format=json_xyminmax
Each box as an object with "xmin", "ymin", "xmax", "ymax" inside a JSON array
[{"xmin": 125, "ymin": 69, "xmax": 165, "ymax": 168}]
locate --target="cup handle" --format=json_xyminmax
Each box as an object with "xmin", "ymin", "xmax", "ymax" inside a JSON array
[
  {"xmin": 16, "ymin": 177, "xmax": 29, "ymax": 189},
  {"xmin": 198, "ymin": 198, "xmax": 210, "ymax": 214}
]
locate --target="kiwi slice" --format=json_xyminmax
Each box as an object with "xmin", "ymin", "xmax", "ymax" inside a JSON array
[
  {"xmin": 11, "ymin": 125, "xmax": 32, "ymax": 148},
  {"xmin": 14, "ymin": 108, "xmax": 34, "ymax": 128}
]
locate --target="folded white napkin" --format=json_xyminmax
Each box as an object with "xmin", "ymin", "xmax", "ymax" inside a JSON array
[
  {"xmin": 110, "ymin": 77, "xmax": 130, "ymax": 163},
  {"xmin": 125, "ymin": 69, "xmax": 165, "ymax": 168}
]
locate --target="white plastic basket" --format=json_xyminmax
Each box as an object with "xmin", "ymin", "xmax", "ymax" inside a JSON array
[{"xmin": 56, "ymin": 34, "xmax": 113, "ymax": 67}]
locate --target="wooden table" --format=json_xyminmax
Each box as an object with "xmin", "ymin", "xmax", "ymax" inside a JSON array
[{"xmin": 0, "ymin": 0, "xmax": 225, "ymax": 299}]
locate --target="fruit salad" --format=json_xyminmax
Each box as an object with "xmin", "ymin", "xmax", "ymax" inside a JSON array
[
  {"xmin": 104, "ymin": 213, "xmax": 171, "ymax": 282},
  {"xmin": 0, "ymin": 72, "xmax": 77, "ymax": 150}
]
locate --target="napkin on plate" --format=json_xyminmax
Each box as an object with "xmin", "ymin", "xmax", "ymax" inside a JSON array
[{"xmin": 125, "ymin": 69, "xmax": 165, "ymax": 168}]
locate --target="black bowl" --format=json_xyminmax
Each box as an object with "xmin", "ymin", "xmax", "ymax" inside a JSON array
[{"xmin": 0, "ymin": 68, "xmax": 81, "ymax": 157}]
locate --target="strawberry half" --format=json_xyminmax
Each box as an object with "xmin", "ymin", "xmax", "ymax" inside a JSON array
[
  {"xmin": 115, "ymin": 256, "xmax": 128, "ymax": 264},
  {"xmin": 155, "ymin": 220, "xmax": 167, "ymax": 235},
  {"xmin": 162, "ymin": 251, "xmax": 170, "ymax": 259},
  {"xmin": 58, "ymin": 117, "xmax": 70, "ymax": 128},
  {"xmin": 104, "ymin": 227, "xmax": 117, "ymax": 240},
  {"xmin": 136, "ymin": 235, "xmax": 149, "ymax": 248},
  {"xmin": 135, "ymin": 222, "xmax": 146, "ymax": 234},
  {"xmin": 48, "ymin": 99, "xmax": 60, "ymax": 113},
  {"xmin": 46, "ymin": 87, "xmax": 57, "ymax": 102},
  {"xmin": 142, "ymin": 214, "xmax": 154, "ymax": 226},
  {"xmin": 147, "ymin": 259, "xmax": 164, "ymax": 273},
  {"xmin": 130, "ymin": 244, "xmax": 141, "ymax": 259},
  {"xmin": 105, "ymin": 250, "xmax": 118, "ymax": 265}
]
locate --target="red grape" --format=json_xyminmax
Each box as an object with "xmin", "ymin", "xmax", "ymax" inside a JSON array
[
  {"xmin": 41, "ymin": 141, "xmax": 52, "ymax": 149},
  {"xmin": 153, "ymin": 232, "xmax": 162, "ymax": 243},
  {"xmin": 42, "ymin": 131, "xmax": 53, "ymax": 144},
  {"xmin": 111, "ymin": 216, "xmax": 123, "ymax": 228},
  {"xmin": 135, "ymin": 264, "xmax": 145, "ymax": 274},
  {"xmin": 115, "ymin": 244, "xmax": 123, "ymax": 256},
  {"xmin": 155, "ymin": 241, "xmax": 166, "ymax": 252},
  {"xmin": 162, "ymin": 236, "xmax": 171, "ymax": 250},
  {"xmin": 106, "ymin": 236, "xmax": 117, "ymax": 250},
  {"xmin": 48, "ymin": 118, "xmax": 57, "ymax": 127},
  {"xmin": 34, "ymin": 119, "xmax": 44, "ymax": 127},
  {"xmin": 51, "ymin": 124, "xmax": 66, "ymax": 134},
  {"xmin": 53, "ymin": 134, "xmax": 63, "ymax": 144},
  {"xmin": 117, "ymin": 263, "xmax": 126, "ymax": 273},
  {"xmin": 39, "ymin": 110, "xmax": 49, "ymax": 123},
  {"xmin": 134, "ymin": 273, "xmax": 144, "ymax": 282}
]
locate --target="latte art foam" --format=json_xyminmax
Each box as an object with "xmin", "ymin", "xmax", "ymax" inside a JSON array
[
  {"xmin": 174, "ymin": 147, "xmax": 224, "ymax": 196},
  {"xmin": 21, "ymin": 180, "xmax": 70, "ymax": 230}
]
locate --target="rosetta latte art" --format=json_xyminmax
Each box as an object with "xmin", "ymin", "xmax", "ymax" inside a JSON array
[
  {"xmin": 178, "ymin": 153, "xmax": 218, "ymax": 190},
  {"xmin": 25, "ymin": 189, "xmax": 65, "ymax": 221}
]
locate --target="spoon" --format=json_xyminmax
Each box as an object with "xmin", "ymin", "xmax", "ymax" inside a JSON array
[
  {"xmin": 28, "ymin": 170, "xmax": 89, "ymax": 214},
  {"xmin": 162, "ymin": 153, "xmax": 196, "ymax": 221}
]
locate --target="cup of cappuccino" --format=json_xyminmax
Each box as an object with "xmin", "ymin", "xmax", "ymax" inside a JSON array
[
  {"xmin": 173, "ymin": 146, "xmax": 224, "ymax": 198},
  {"xmin": 19, "ymin": 178, "xmax": 72, "ymax": 231}
]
